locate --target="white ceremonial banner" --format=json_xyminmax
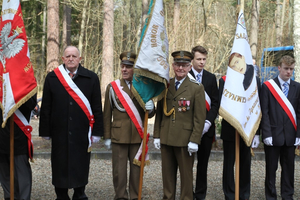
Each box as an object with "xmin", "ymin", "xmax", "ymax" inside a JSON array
[
  {"xmin": 134, "ymin": 0, "xmax": 169, "ymax": 82},
  {"xmin": 219, "ymin": 10, "xmax": 261, "ymax": 146}
]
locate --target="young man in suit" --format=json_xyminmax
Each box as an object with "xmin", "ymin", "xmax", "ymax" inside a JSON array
[
  {"xmin": 189, "ymin": 46, "xmax": 219, "ymax": 200},
  {"xmin": 154, "ymin": 50, "xmax": 206, "ymax": 200},
  {"xmin": 261, "ymin": 55, "xmax": 300, "ymax": 200}
]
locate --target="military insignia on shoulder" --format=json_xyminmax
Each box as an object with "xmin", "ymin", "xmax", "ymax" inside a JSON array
[
  {"xmin": 189, "ymin": 78, "xmax": 200, "ymax": 85},
  {"xmin": 187, "ymin": 73, "xmax": 200, "ymax": 85}
]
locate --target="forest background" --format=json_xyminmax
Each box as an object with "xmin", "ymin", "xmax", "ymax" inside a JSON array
[{"xmin": 1, "ymin": 0, "xmax": 298, "ymax": 100}]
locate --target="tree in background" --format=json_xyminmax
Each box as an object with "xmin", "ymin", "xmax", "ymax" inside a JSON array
[
  {"xmin": 62, "ymin": 0, "xmax": 71, "ymax": 50},
  {"xmin": 250, "ymin": 0, "xmax": 259, "ymax": 60},
  {"xmin": 101, "ymin": 0, "xmax": 114, "ymax": 100},
  {"xmin": 294, "ymin": 0, "xmax": 300, "ymax": 81},
  {"xmin": 46, "ymin": 0, "xmax": 59, "ymax": 72}
]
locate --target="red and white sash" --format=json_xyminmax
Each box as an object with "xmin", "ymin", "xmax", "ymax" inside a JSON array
[
  {"xmin": 54, "ymin": 65, "xmax": 94, "ymax": 152},
  {"xmin": 110, "ymin": 79, "xmax": 149, "ymax": 165},
  {"xmin": 14, "ymin": 109, "xmax": 33, "ymax": 160},
  {"xmin": 264, "ymin": 79, "xmax": 297, "ymax": 130},
  {"xmin": 205, "ymin": 92, "xmax": 211, "ymax": 111}
]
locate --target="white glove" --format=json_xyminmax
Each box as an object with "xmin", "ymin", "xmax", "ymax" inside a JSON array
[
  {"xmin": 145, "ymin": 100, "xmax": 154, "ymax": 111},
  {"xmin": 187, "ymin": 142, "xmax": 198, "ymax": 156},
  {"xmin": 105, "ymin": 139, "xmax": 111, "ymax": 149},
  {"xmin": 202, "ymin": 121, "xmax": 211, "ymax": 137},
  {"xmin": 263, "ymin": 137, "xmax": 273, "ymax": 146},
  {"xmin": 153, "ymin": 138, "xmax": 161, "ymax": 149},
  {"xmin": 251, "ymin": 135, "xmax": 260, "ymax": 148},
  {"xmin": 294, "ymin": 137, "xmax": 300, "ymax": 146},
  {"xmin": 42, "ymin": 137, "xmax": 51, "ymax": 140},
  {"xmin": 92, "ymin": 136, "xmax": 101, "ymax": 143}
]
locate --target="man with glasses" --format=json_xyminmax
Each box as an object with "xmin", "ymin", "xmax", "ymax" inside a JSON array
[
  {"xmin": 189, "ymin": 46, "xmax": 219, "ymax": 200},
  {"xmin": 103, "ymin": 52, "xmax": 155, "ymax": 200},
  {"xmin": 154, "ymin": 50, "xmax": 206, "ymax": 200}
]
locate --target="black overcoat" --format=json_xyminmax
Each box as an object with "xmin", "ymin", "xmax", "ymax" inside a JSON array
[{"xmin": 39, "ymin": 64, "xmax": 103, "ymax": 188}]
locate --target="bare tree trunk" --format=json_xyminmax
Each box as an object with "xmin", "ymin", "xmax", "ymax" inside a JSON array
[
  {"xmin": 47, "ymin": 0, "xmax": 60, "ymax": 72},
  {"xmin": 294, "ymin": 0, "xmax": 300, "ymax": 81},
  {"xmin": 142, "ymin": 0, "xmax": 148, "ymax": 31},
  {"xmin": 250, "ymin": 0, "xmax": 259, "ymax": 60},
  {"xmin": 78, "ymin": 0, "xmax": 89, "ymax": 55},
  {"xmin": 42, "ymin": 5, "xmax": 46, "ymax": 71},
  {"xmin": 101, "ymin": 0, "xmax": 114, "ymax": 101},
  {"xmin": 173, "ymin": 0, "xmax": 180, "ymax": 50},
  {"xmin": 280, "ymin": 0, "xmax": 286, "ymax": 39},
  {"xmin": 62, "ymin": 0, "xmax": 72, "ymax": 50},
  {"xmin": 275, "ymin": 0, "xmax": 281, "ymax": 46}
]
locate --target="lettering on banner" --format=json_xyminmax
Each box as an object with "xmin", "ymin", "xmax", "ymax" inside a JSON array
[
  {"xmin": 24, "ymin": 62, "xmax": 32, "ymax": 72},
  {"xmin": 1, "ymin": 8, "xmax": 17, "ymax": 16},
  {"xmin": 151, "ymin": 25, "xmax": 159, "ymax": 47},
  {"xmin": 222, "ymin": 89, "xmax": 246, "ymax": 103},
  {"xmin": 157, "ymin": 56, "xmax": 168, "ymax": 70},
  {"xmin": 235, "ymin": 32, "xmax": 249, "ymax": 43}
]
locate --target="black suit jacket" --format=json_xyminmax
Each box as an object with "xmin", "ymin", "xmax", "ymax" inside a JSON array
[
  {"xmin": 261, "ymin": 77, "xmax": 300, "ymax": 146},
  {"xmin": 189, "ymin": 69, "xmax": 219, "ymax": 137}
]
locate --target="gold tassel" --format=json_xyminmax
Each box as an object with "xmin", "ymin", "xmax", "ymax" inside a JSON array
[
  {"xmin": 163, "ymin": 88, "xmax": 175, "ymax": 119},
  {"xmin": 251, "ymin": 148, "xmax": 255, "ymax": 157},
  {"xmin": 295, "ymin": 147, "xmax": 300, "ymax": 156}
]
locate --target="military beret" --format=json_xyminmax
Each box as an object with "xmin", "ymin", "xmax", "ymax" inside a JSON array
[
  {"xmin": 119, "ymin": 52, "xmax": 137, "ymax": 66},
  {"xmin": 171, "ymin": 51, "xmax": 193, "ymax": 63}
]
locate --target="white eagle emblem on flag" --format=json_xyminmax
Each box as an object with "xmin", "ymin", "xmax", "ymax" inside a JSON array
[{"xmin": 0, "ymin": 22, "xmax": 25, "ymax": 69}]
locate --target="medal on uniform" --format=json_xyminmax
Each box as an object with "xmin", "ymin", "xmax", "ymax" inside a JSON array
[
  {"xmin": 182, "ymin": 98, "xmax": 186, "ymax": 112},
  {"xmin": 186, "ymin": 100, "xmax": 190, "ymax": 110},
  {"xmin": 178, "ymin": 99, "xmax": 182, "ymax": 112}
]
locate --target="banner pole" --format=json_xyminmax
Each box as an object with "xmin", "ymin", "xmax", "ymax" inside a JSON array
[
  {"xmin": 235, "ymin": 130, "xmax": 240, "ymax": 200},
  {"xmin": 138, "ymin": 111, "xmax": 149, "ymax": 200},
  {"xmin": 10, "ymin": 115, "xmax": 14, "ymax": 200}
]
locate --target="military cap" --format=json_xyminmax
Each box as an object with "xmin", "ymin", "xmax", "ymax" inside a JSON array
[
  {"xmin": 119, "ymin": 52, "xmax": 136, "ymax": 66},
  {"xmin": 171, "ymin": 51, "xmax": 193, "ymax": 63}
]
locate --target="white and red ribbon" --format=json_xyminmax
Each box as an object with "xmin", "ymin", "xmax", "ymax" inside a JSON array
[
  {"xmin": 264, "ymin": 79, "xmax": 297, "ymax": 130},
  {"xmin": 205, "ymin": 91, "xmax": 211, "ymax": 111},
  {"xmin": 14, "ymin": 109, "xmax": 33, "ymax": 160},
  {"xmin": 110, "ymin": 80, "xmax": 149, "ymax": 165},
  {"xmin": 54, "ymin": 65, "xmax": 94, "ymax": 151}
]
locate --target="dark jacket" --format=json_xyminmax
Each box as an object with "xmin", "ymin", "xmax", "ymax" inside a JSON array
[
  {"xmin": 261, "ymin": 77, "xmax": 300, "ymax": 146},
  {"xmin": 39, "ymin": 64, "xmax": 103, "ymax": 188},
  {"xmin": 0, "ymin": 95, "xmax": 37, "ymax": 155},
  {"xmin": 189, "ymin": 69, "xmax": 219, "ymax": 138}
]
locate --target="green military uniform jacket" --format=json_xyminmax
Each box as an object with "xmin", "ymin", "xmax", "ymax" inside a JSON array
[
  {"xmin": 103, "ymin": 78, "xmax": 154, "ymax": 144},
  {"xmin": 154, "ymin": 77, "xmax": 206, "ymax": 146}
]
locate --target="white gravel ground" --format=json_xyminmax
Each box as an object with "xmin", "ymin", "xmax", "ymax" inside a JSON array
[{"xmin": 1, "ymin": 159, "xmax": 300, "ymax": 199}]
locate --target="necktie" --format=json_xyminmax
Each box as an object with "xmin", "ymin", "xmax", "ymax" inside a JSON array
[
  {"xmin": 196, "ymin": 73, "xmax": 201, "ymax": 83},
  {"xmin": 283, "ymin": 82, "xmax": 289, "ymax": 97},
  {"xmin": 69, "ymin": 72, "xmax": 75, "ymax": 79},
  {"xmin": 175, "ymin": 81, "xmax": 180, "ymax": 91}
]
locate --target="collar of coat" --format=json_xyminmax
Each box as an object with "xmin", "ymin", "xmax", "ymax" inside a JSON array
[{"xmin": 49, "ymin": 64, "xmax": 92, "ymax": 79}]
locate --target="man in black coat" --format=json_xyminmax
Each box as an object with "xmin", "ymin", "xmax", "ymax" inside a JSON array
[
  {"xmin": 39, "ymin": 46, "xmax": 104, "ymax": 200},
  {"xmin": 261, "ymin": 55, "xmax": 300, "ymax": 200},
  {"xmin": 0, "ymin": 94, "xmax": 36, "ymax": 200},
  {"xmin": 189, "ymin": 46, "xmax": 219, "ymax": 200}
]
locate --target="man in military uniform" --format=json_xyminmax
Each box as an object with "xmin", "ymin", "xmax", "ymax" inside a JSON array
[
  {"xmin": 103, "ymin": 52, "xmax": 155, "ymax": 200},
  {"xmin": 154, "ymin": 50, "xmax": 206, "ymax": 200}
]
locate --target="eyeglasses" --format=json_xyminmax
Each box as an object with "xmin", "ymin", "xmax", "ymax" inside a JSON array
[{"xmin": 174, "ymin": 63, "xmax": 191, "ymax": 68}]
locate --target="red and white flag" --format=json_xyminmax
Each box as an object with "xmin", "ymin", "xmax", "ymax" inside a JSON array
[
  {"xmin": 0, "ymin": 0, "xmax": 37, "ymax": 127},
  {"xmin": 219, "ymin": 10, "xmax": 261, "ymax": 146}
]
